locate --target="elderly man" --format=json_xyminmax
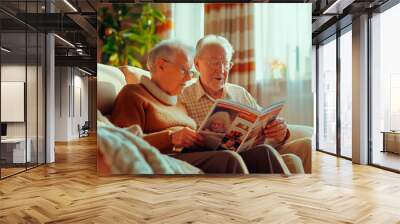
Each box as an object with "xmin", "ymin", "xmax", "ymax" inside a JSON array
[{"xmin": 180, "ymin": 35, "xmax": 311, "ymax": 173}]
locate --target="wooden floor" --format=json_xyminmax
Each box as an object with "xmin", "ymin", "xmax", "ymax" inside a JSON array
[
  {"xmin": 372, "ymin": 150, "xmax": 400, "ymax": 171},
  {"xmin": 0, "ymin": 167, "xmax": 26, "ymax": 178},
  {"xmin": 1, "ymin": 136, "xmax": 400, "ymax": 223}
]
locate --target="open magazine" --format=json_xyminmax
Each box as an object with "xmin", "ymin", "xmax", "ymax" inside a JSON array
[{"xmin": 197, "ymin": 99, "xmax": 285, "ymax": 153}]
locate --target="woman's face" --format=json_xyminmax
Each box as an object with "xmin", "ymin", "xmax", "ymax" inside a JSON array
[{"xmin": 156, "ymin": 51, "xmax": 193, "ymax": 96}]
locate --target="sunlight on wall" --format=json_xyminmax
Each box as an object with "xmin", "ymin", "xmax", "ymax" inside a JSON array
[{"xmin": 171, "ymin": 3, "xmax": 204, "ymax": 49}]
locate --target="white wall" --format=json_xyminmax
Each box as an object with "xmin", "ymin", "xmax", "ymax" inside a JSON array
[
  {"xmin": 1, "ymin": 65, "xmax": 29, "ymax": 137},
  {"xmin": 54, "ymin": 67, "xmax": 89, "ymax": 141},
  {"xmin": 55, "ymin": 66, "xmax": 69, "ymax": 141}
]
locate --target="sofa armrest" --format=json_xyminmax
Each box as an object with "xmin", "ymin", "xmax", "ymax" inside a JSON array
[{"xmin": 287, "ymin": 124, "xmax": 313, "ymax": 143}]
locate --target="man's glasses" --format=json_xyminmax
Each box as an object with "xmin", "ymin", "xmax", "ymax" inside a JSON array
[
  {"xmin": 201, "ymin": 59, "xmax": 233, "ymax": 71},
  {"xmin": 162, "ymin": 58, "xmax": 195, "ymax": 78}
]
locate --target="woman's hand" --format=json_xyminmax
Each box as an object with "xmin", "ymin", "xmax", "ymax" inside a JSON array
[{"xmin": 171, "ymin": 127, "xmax": 204, "ymax": 148}]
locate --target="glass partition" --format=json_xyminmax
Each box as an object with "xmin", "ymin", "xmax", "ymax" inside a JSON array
[
  {"xmin": 0, "ymin": 0, "xmax": 46, "ymax": 179},
  {"xmin": 0, "ymin": 14, "xmax": 28, "ymax": 178}
]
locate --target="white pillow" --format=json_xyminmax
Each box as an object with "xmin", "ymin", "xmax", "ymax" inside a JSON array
[
  {"xmin": 97, "ymin": 64, "xmax": 127, "ymax": 115},
  {"xmin": 120, "ymin": 65, "xmax": 151, "ymax": 85}
]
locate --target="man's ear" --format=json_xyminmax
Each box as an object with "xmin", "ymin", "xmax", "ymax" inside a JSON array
[
  {"xmin": 194, "ymin": 57, "xmax": 201, "ymax": 72},
  {"xmin": 154, "ymin": 58, "xmax": 165, "ymax": 71}
]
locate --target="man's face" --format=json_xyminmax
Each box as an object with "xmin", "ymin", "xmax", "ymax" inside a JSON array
[
  {"xmin": 195, "ymin": 44, "xmax": 232, "ymax": 94},
  {"xmin": 156, "ymin": 51, "xmax": 192, "ymax": 96}
]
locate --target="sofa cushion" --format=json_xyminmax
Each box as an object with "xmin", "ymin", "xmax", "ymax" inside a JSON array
[
  {"xmin": 119, "ymin": 65, "xmax": 151, "ymax": 85},
  {"xmin": 97, "ymin": 64, "xmax": 127, "ymax": 115},
  {"xmin": 120, "ymin": 65, "xmax": 198, "ymax": 87}
]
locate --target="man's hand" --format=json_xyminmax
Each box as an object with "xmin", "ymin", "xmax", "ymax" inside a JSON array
[
  {"xmin": 171, "ymin": 127, "xmax": 204, "ymax": 148},
  {"xmin": 264, "ymin": 117, "xmax": 288, "ymax": 143}
]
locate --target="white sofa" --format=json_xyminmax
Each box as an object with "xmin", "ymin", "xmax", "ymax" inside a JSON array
[
  {"xmin": 98, "ymin": 63, "xmax": 313, "ymax": 136},
  {"xmin": 97, "ymin": 63, "xmax": 313, "ymax": 174}
]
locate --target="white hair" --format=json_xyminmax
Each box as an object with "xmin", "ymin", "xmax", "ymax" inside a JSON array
[
  {"xmin": 147, "ymin": 40, "xmax": 194, "ymax": 72},
  {"xmin": 195, "ymin": 35, "xmax": 234, "ymax": 61}
]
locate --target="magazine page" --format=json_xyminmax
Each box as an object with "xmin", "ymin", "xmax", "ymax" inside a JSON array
[
  {"xmin": 236, "ymin": 101, "xmax": 285, "ymax": 153},
  {"xmin": 198, "ymin": 99, "xmax": 260, "ymax": 151}
]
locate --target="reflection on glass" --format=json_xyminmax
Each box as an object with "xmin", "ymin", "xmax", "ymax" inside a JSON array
[
  {"xmin": 1, "ymin": 31, "xmax": 27, "ymax": 177},
  {"xmin": 371, "ymin": 3, "xmax": 400, "ymax": 171},
  {"xmin": 38, "ymin": 33, "xmax": 46, "ymax": 165},
  {"xmin": 340, "ymin": 30, "xmax": 352, "ymax": 158},
  {"xmin": 318, "ymin": 38, "xmax": 337, "ymax": 154},
  {"xmin": 27, "ymin": 31, "xmax": 38, "ymax": 169}
]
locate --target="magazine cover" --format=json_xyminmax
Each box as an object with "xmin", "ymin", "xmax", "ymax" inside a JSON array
[{"xmin": 198, "ymin": 100, "xmax": 285, "ymax": 152}]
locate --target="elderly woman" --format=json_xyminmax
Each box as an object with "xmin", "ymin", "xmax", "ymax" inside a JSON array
[{"xmin": 110, "ymin": 40, "xmax": 249, "ymax": 174}]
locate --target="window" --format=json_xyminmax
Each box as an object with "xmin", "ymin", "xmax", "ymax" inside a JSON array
[
  {"xmin": 339, "ymin": 29, "xmax": 352, "ymax": 158},
  {"xmin": 254, "ymin": 4, "xmax": 311, "ymax": 82},
  {"xmin": 254, "ymin": 3, "xmax": 313, "ymax": 126},
  {"xmin": 371, "ymin": 2, "xmax": 400, "ymax": 171},
  {"xmin": 317, "ymin": 37, "xmax": 337, "ymax": 154}
]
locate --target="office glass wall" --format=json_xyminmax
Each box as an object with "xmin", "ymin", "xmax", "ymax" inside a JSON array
[
  {"xmin": 371, "ymin": 3, "xmax": 400, "ymax": 171},
  {"xmin": 317, "ymin": 36, "xmax": 337, "ymax": 154},
  {"xmin": 339, "ymin": 29, "xmax": 352, "ymax": 158},
  {"xmin": 0, "ymin": 1, "xmax": 46, "ymax": 179},
  {"xmin": 1, "ymin": 31, "xmax": 28, "ymax": 177}
]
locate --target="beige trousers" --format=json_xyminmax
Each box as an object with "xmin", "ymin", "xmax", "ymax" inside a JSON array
[
  {"xmin": 171, "ymin": 144, "xmax": 289, "ymax": 174},
  {"xmin": 278, "ymin": 137, "xmax": 312, "ymax": 173}
]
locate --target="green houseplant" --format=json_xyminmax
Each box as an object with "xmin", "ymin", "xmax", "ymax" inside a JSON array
[{"xmin": 98, "ymin": 4, "xmax": 166, "ymax": 68}]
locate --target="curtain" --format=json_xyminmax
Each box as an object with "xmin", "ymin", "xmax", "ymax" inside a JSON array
[
  {"xmin": 204, "ymin": 3, "xmax": 258, "ymax": 99},
  {"xmin": 254, "ymin": 4, "xmax": 312, "ymax": 126},
  {"xmin": 203, "ymin": 3, "xmax": 312, "ymax": 126}
]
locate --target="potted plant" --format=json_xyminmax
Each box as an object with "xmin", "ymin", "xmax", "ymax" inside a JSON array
[{"xmin": 98, "ymin": 4, "xmax": 169, "ymax": 68}]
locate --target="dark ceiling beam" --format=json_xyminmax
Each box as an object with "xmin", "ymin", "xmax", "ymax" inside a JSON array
[
  {"xmin": 78, "ymin": 66, "xmax": 96, "ymax": 75},
  {"xmin": 67, "ymin": 13, "xmax": 97, "ymax": 40},
  {"xmin": 312, "ymin": 15, "xmax": 335, "ymax": 33},
  {"xmin": 86, "ymin": 0, "xmax": 97, "ymax": 12},
  {"xmin": 0, "ymin": 8, "xmax": 38, "ymax": 31},
  {"xmin": 312, "ymin": 14, "xmax": 352, "ymax": 44},
  {"xmin": 372, "ymin": 0, "xmax": 397, "ymax": 12},
  {"xmin": 311, "ymin": 0, "xmax": 386, "ymax": 44},
  {"xmin": 10, "ymin": 13, "xmax": 82, "ymax": 32},
  {"xmin": 322, "ymin": 0, "xmax": 356, "ymax": 14},
  {"xmin": 55, "ymin": 55, "xmax": 96, "ymax": 71}
]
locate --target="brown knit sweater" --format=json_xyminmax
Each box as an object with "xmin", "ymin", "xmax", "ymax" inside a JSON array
[{"xmin": 110, "ymin": 83, "xmax": 197, "ymax": 153}]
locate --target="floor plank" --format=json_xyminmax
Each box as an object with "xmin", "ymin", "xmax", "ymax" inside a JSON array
[{"xmin": 0, "ymin": 135, "xmax": 400, "ymax": 223}]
